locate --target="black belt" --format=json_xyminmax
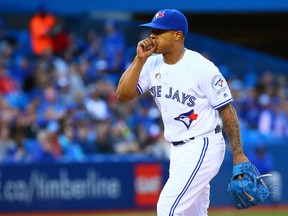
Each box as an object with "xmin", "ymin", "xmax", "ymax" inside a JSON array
[{"xmin": 171, "ymin": 125, "xmax": 222, "ymax": 146}]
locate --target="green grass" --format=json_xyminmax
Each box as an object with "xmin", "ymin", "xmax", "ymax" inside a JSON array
[
  {"xmin": 58, "ymin": 210, "xmax": 288, "ymax": 216},
  {"xmin": 0, "ymin": 206, "xmax": 286, "ymax": 216},
  {"xmin": 69, "ymin": 212, "xmax": 287, "ymax": 216},
  {"xmin": 209, "ymin": 212, "xmax": 287, "ymax": 216},
  {"xmin": 97, "ymin": 212, "xmax": 288, "ymax": 216},
  {"xmin": 88, "ymin": 208, "xmax": 287, "ymax": 216}
]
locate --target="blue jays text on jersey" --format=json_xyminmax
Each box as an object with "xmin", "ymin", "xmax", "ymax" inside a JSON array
[{"xmin": 149, "ymin": 86, "xmax": 196, "ymax": 107}]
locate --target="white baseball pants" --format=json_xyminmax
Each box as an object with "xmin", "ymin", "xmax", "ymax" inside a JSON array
[{"xmin": 157, "ymin": 133, "xmax": 226, "ymax": 216}]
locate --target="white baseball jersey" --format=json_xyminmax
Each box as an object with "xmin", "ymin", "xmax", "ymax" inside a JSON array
[{"xmin": 137, "ymin": 49, "xmax": 233, "ymax": 142}]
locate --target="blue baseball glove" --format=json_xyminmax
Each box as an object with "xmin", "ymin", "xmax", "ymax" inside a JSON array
[{"xmin": 227, "ymin": 161, "xmax": 271, "ymax": 209}]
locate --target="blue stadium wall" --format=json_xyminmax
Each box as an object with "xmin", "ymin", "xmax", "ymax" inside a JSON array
[
  {"xmin": 0, "ymin": 144, "xmax": 287, "ymax": 213},
  {"xmin": 1, "ymin": 0, "xmax": 288, "ymax": 14}
]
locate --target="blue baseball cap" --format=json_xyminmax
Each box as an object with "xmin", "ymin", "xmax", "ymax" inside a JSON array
[{"xmin": 139, "ymin": 9, "xmax": 188, "ymax": 35}]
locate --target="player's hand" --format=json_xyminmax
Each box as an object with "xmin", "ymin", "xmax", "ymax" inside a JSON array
[
  {"xmin": 233, "ymin": 153, "xmax": 249, "ymax": 165},
  {"xmin": 136, "ymin": 37, "xmax": 157, "ymax": 60}
]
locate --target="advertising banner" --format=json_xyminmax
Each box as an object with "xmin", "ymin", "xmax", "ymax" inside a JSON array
[{"xmin": 0, "ymin": 161, "xmax": 165, "ymax": 212}]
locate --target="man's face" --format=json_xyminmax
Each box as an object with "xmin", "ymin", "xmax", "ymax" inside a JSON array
[{"xmin": 150, "ymin": 29, "xmax": 177, "ymax": 54}]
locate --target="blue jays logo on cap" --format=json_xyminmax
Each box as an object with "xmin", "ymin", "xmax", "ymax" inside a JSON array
[
  {"xmin": 139, "ymin": 9, "xmax": 188, "ymax": 35},
  {"xmin": 153, "ymin": 11, "xmax": 165, "ymax": 21}
]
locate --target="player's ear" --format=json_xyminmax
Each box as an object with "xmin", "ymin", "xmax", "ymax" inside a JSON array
[{"xmin": 175, "ymin": 31, "xmax": 184, "ymax": 40}]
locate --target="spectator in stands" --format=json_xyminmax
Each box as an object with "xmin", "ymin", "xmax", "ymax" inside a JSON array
[
  {"xmin": 52, "ymin": 21, "xmax": 70, "ymax": 56},
  {"xmin": 142, "ymin": 126, "xmax": 170, "ymax": 160},
  {"xmin": 56, "ymin": 76, "xmax": 75, "ymax": 107},
  {"xmin": 84, "ymin": 82, "xmax": 110, "ymax": 121},
  {"xmin": 110, "ymin": 120, "xmax": 139, "ymax": 154},
  {"xmin": 0, "ymin": 40, "xmax": 16, "ymax": 66},
  {"xmin": 14, "ymin": 99, "xmax": 40, "ymax": 139},
  {"xmin": 2, "ymin": 57, "xmax": 33, "ymax": 111},
  {"xmin": 0, "ymin": 124, "xmax": 17, "ymax": 162},
  {"xmin": 29, "ymin": 4, "xmax": 56, "ymax": 56},
  {"xmin": 77, "ymin": 57, "xmax": 95, "ymax": 85},
  {"xmin": 64, "ymin": 61, "xmax": 86, "ymax": 102},
  {"xmin": 0, "ymin": 61, "xmax": 18, "ymax": 95},
  {"xmin": 94, "ymin": 120, "xmax": 114, "ymax": 153},
  {"xmin": 0, "ymin": 96, "xmax": 20, "ymax": 134},
  {"xmin": 34, "ymin": 129, "xmax": 58, "ymax": 162},
  {"xmin": 256, "ymin": 71, "xmax": 287, "ymax": 139},
  {"xmin": 273, "ymin": 99, "xmax": 288, "ymax": 137},
  {"xmin": 248, "ymin": 143, "xmax": 282, "ymax": 203},
  {"xmin": 240, "ymin": 87, "xmax": 261, "ymax": 130},
  {"xmin": 58, "ymin": 124, "xmax": 84, "ymax": 161},
  {"xmin": 94, "ymin": 58, "xmax": 109, "ymax": 81},
  {"xmin": 102, "ymin": 19, "xmax": 125, "ymax": 83},
  {"xmin": 37, "ymin": 85, "xmax": 67, "ymax": 127},
  {"xmin": 46, "ymin": 120, "xmax": 62, "ymax": 157},
  {"xmin": 62, "ymin": 31, "xmax": 85, "ymax": 62},
  {"xmin": 83, "ymin": 28, "xmax": 103, "ymax": 61},
  {"xmin": 257, "ymin": 70, "xmax": 275, "ymax": 93},
  {"xmin": 10, "ymin": 56, "xmax": 35, "ymax": 94},
  {"xmin": 74, "ymin": 118, "xmax": 97, "ymax": 155},
  {"xmin": 228, "ymin": 79, "xmax": 246, "ymax": 120}
]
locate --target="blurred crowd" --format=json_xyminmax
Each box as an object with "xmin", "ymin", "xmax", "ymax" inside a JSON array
[
  {"xmin": 0, "ymin": 7, "xmax": 287, "ymax": 164},
  {"xmin": 228, "ymin": 70, "xmax": 288, "ymax": 146}
]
